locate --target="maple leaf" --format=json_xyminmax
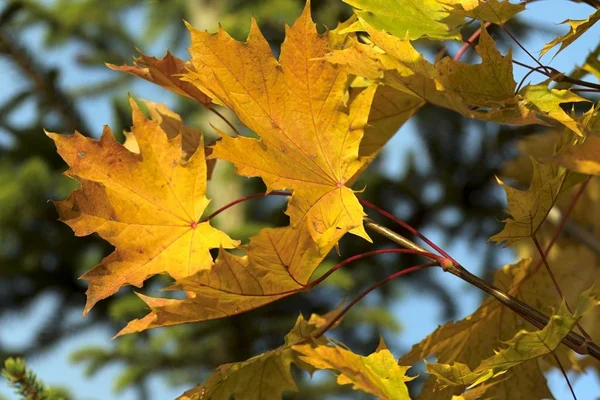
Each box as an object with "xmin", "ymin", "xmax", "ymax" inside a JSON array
[
  {"xmin": 48, "ymin": 99, "xmax": 237, "ymax": 314},
  {"xmin": 400, "ymin": 244, "xmax": 599, "ymax": 399},
  {"xmin": 554, "ymin": 134, "xmax": 600, "ymax": 176},
  {"xmin": 341, "ymin": 0, "xmax": 524, "ymax": 41},
  {"xmin": 341, "ymin": 0, "xmax": 464, "ymax": 41},
  {"xmin": 519, "ymin": 81, "xmax": 590, "ymax": 136},
  {"xmin": 178, "ymin": 311, "xmax": 336, "ymax": 400},
  {"xmin": 182, "ymin": 3, "xmax": 375, "ymax": 249},
  {"xmin": 293, "ymin": 342, "xmax": 415, "ymax": 400},
  {"xmin": 449, "ymin": 382, "xmax": 500, "ymax": 400},
  {"xmin": 425, "ymin": 285, "xmax": 600, "ymax": 390},
  {"xmin": 116, "ymin": 223, "xmax": 340, "ymax": 335},
  {"xmin": 355, "ymin": 85, "xmax": 424, "ymax": 158},
  {"xmin": 107, "ymin": 51, "xmax": 212, "ymax": 106},
  {"xmin": 123, "ymin": 100, "xmax": 214, "ymax": 172},
  {"xmin": 442, "ymin": 0, "xmax": 525, "ymax": 25},
  {"xmin": 328, "ymin": 22, "xmax": 542, "ymax": 126},
  {"xmin": 490, "ymin": 159, "xmax": 567, "ymax": 247},
  {"xmin": 541, "ymin": 9, "xmax": 600, "ymax": 57}
]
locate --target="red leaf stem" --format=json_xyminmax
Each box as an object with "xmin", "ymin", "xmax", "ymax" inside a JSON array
[
  {"xmin": 201, "ymin": 191, "xmax": 290, "ymax": 222},
  {"xmin": 358, "ymin": 198, "xmax": 457, "ymax": 264},
  {"xmin": 308, "ymin": 248, "xmax": 444, "ymax": 288},
  {"xmin": 313, "ymin": 262, "xmax": 438, "ymax": 338}
]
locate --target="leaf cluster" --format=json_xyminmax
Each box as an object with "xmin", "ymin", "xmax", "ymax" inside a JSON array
[{"xmin": 38, "ymin": 0, "xmax": 600, "ymax": 398}]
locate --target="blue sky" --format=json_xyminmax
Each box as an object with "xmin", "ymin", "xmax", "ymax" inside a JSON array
[{"xmin": 1, "ymin": 1, "xmax": 599, "ymax": 399}]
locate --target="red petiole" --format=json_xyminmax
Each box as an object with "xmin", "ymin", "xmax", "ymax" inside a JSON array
[
  {"xmin": 308, "ymin": 248, "xmax": 444, "ymax": 288},
  {"xmin": 313, "ymin": 262, "xmax": 438, "ymax": 338}
]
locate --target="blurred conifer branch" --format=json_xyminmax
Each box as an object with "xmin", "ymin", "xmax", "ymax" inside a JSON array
[{"xmin": 2, "ymin": 357, "xmax": 71, "ymax": 400}]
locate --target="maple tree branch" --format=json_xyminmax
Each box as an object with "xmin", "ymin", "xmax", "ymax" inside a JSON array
[
  {"xmin": 545, "ymin": 66, "xmax": 600, "ymax": 90},
  {"xmin": 313, "ymin": 262, "xmax": 437, "ymax": 339},
  {"xmin": 501, "ymin": 26, "xmax": 551, "ymax": 75},
  {"xmin": 569, "ymin": 88, "xmax": 600, "ymax": 93},
  {"xmin": 512, "ymin": 59, "xmax": 539, "ymax": 71},
  {"xmin": 200, "ymin": 191, "xmax": 600, "ymax": 359},
  {"xmin": 515, "ymin": 65, "xmax": 551, "ymax": 94},
  {"xmin": 308, "ymin": 248, "xmax": 444, "ymax": 288},
  {"xmin": 575, "ymin": 0, "xmax": 600, "ymax": 9},
  {"xmin": 362, "ymin": 219, "xmax": 600, "ymax": 360},
  {"xmin": 360, "ymin": 199, "xmax": 455, "ymax": 262},
  {"xmin": 532, "ymin": 235, "xmax": 569, "ymax": 303}
]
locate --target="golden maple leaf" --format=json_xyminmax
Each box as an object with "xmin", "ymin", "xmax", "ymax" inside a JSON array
[
  {"xmin": 116, "ymin": 222, "xmax": 342, "ymax": 335},
  {"xmin": 182, "ymin": 3, "xmax": 375, "ymax": 249},
  {"xmin": 48, "ymin": 99, "xmax": 238, "ymax": 314},
  {"xmin": 294, "ymin": 343, "xmax": 415, "ymax": 400},
  {"xmin": 490, "ymin": 159, "xmax": 567, "ymax": 246},
  {"xmin": 326, "ymin": 23, "xmax": 544, "ymax": 126},
  {"xmin": 122, "ymin": 100, "xmax": 216, "ymax": 177}
]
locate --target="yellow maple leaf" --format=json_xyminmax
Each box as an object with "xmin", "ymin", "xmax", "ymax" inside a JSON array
[
  {"xmin": 107, "ymin": 51, "xmax": 212, "ymax": 106},
  {"xmin": 355, "ymin": 85, "xmax": 425, "ymax": 159},
  {"xmin": 490, "ymin": 159, "xmax": 567, "ymax": 247},
  {"xmin": 123, "ymin": 100, "xmax": 215, "ymax": 174},
  {"xmin": 541, "ymin": 9, "xmax": 600, "ymax": 58},
  {"xmin": 328, "ymin": 22, "xmax": 543, "ymax": 126},
  {"xmin": 48, "ymin": 99, "xmax": 238, "ymax": 314},
  {"xmin": 519, "ymin": 81, "xmax": 590, "ymax": 136},
  {"xmin": 442, "ymin": 0, "xmax": 525, "ymax": 25},
  {"xmin": 182, "ymin": 3, "xmax": 375, "ymax": 249},
  {"xmin": 117, "ymin": 223, "xmax": 340, "ymax": 335},
  {"xmin": 293, "ymin": 343, "xmax": 415, "ymax": 400},
  {"xmin": 554, "ymin": 134, "xmax": 600, "ymax": 176}
]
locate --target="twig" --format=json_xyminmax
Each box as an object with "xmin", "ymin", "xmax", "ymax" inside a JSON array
[
  {"xmin": 360, "ymin": 199, "xmax": 456, "ymax": 263},
  {"xmin": 532, "ymin": 177, "xmax": 592, "ymax": 274},
  {"xmin": 502, "ymin": 26, "xmax": 551, "ymax": 74},
  {"xmin": 515, "ymin": 65, "xmax": 552, "ymax": 94},
  {"xmin": 552, "ymin": 353, "xmax": 578, "ymax": 400},
  {"xmin": 308, "ymin": 248, "xmax": 444, "ymax": 287},
  {"xmin": 454, "ymin": 22, "xmax": 492, "ymax": 62},
  {"xmin": 532, "ymin": 235, "xmax": 594, "ymax": 342},
  {"xmin": 363, "ymin": 219, "xmax": 600, "ymax": 360},
  {"xmin": 197, "ymin": 190, "xmax": 600, "ymax": 359}
]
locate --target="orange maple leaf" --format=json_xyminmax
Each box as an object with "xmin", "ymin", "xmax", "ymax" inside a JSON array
[
  {"xmin": 183, "ymin": 3, "xmax": 375, "ymax": 249},
  {"xmin": 107, "ymin": 51, "xmax": 212, "ymax": 106},
  {"xmin": 48, "ymin": 99, "xmax": 238, "ymax": 314}
]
